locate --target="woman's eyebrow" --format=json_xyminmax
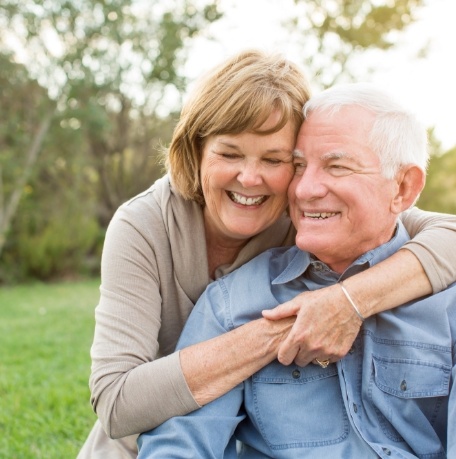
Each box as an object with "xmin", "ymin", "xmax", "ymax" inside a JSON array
[{"xmin": 215, "ymin": 139, "xmax": 239, "ymax": 149}]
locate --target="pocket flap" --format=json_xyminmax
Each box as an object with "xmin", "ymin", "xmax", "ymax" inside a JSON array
[{"xmin": 372, "ymin": 355, "xmax": 450, "ymax": 398}]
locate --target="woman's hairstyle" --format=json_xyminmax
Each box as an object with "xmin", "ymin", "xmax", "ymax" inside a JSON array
[
  {"xmin": 303, "ymin": 82, "xmax": 429, "ymax": 178},
  {"xmin": 166, "ymin": 49, "xmax": 312, "ymax": 204}
]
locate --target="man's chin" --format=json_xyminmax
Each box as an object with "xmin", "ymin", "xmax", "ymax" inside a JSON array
[{"xmin": 295, "ymin": 237, "xmax": 328, "ymax": 254}]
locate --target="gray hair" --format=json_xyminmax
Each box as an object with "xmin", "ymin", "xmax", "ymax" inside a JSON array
[{"xmin": 303, "ymin": 83, "xmax": 429, "ymax": 178}]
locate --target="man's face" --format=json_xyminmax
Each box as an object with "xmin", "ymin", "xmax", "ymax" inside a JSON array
[{"xmin": 288, "ymin": 106, "xmax": 400, "ymax": 273}]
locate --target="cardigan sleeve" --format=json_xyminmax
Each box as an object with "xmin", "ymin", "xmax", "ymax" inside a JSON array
[
  {"xmin": 89, "ymin": 199, "xmax": 200, "ymax": 440},
  {"xmin": 400, "ymin": 207, "xmax": 456, "ymax": 293}
]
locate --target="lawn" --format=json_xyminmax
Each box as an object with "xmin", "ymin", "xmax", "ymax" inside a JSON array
[{"xmin": 0, "ymin": 279, "xmax": 99, "ymax": 458}]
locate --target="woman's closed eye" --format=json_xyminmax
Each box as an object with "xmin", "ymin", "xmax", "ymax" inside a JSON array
[
  {"xmin": 218, "ymin": 152, "xmax": 242, "ymax": 160},
  {"xmin": 263, "ymin": 157, "xmax": 290, "ymax": 166}
]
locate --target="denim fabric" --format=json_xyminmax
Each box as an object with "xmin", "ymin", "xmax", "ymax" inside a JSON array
[{"xmin": 138, "ymin": 222, "xmax": 455, "ymax": 458}]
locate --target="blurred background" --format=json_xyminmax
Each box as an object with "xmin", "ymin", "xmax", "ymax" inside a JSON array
[
  {"xmin": 1, "ymin": 0, "xmax": 455, "ymax": 285},
  {"xmin": 1, "ymin": 1, "xmax": 456, "ymax": 457}
]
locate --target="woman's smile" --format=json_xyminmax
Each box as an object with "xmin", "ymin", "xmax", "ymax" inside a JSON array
[{"xmin": 226, "ymin": 191, "xmax": 269, "ymax": 207}]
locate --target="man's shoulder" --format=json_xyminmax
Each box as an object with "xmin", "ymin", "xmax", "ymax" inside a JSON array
[
  {"xmin": 207, "ymin": 247, "xmax": 300, "ymax": 325},
  {"xmin": 216, "ymin": 245, "xmax": 302, "ymax": 294}
]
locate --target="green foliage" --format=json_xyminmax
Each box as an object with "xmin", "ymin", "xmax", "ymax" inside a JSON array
[
  {"xmin": 0, "ymin": 99, "xmax": 103, "ymax": 283},
  {"xmin": 0, "ymin": 55, "xmax": 53, "ymax": 198},
  {"xmin": 1, "ymin": 0, "xmax": 452, "ymax": 283},
  {"xmin": 0, "ymin": 166, "xmax": 102, "ymax": 282},
  {"xmin": 290, "ymin": 0, "xmax": 425, "ymax": 87},
  {"xmin": 0, "ymin": 280, "xmax": 99, "ymax": 458},
  {"xmin": 418, "ymin": 146, "xmax": 456, "ymax": 214},
  {"xmin": 0, "ymin": 0, "xmax": 221, "ymax": 281},
  {"xmin": 15, "ymin": 211, "xmax": 100, "ymax": 280}
]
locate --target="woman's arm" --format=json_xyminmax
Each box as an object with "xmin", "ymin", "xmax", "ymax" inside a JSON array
[
  {"xmin": 263, "ymin": 207, "xmax": 456, "ymax": 366},
  {"xmin": 180, "ymin": 316, "xmax": 294, "ymax": 406},
  {"xmin": 90, "ymin": 203, "xmax": 293, "ymax": 438},
  {"xmin": 89, "ymin": 207, "xmax": 199, "ymax": 439},
  {"xmin": 400, "ymin": 206, "xmax": 456, "ymax": 293}
]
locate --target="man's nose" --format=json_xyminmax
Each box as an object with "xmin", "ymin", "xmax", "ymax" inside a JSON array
[{"xmin": 294, "ymin": 169, "xmax": 328, "ymax": 200}]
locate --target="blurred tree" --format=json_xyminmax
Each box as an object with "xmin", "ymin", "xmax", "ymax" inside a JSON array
[
  {"xmin": 1, "ymin": 0, "xmax": 454, "ymax": 281},
  {"xmin": 289, "ymin": 0, "xmax": 425, "ymax": 87},
  {"xmin": 0, "ymin": 0, "xmax": 221, "ymax": 280},
  {"xmin": 418, "ymin": 131, "xmax": 456, "ymax": 214},
  {"xmin": 0, "ymin": 54, "xmax": 55, "ymax": 259}
]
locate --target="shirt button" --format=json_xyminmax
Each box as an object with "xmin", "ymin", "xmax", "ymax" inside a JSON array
[
  {"xmin": 292, "ymin": 369, "xmax": 301, "ymax": 379},
  {"xmin": 382, "ymin": 447, "xmax": 392, "ymax": 456},
  {"xmin": 400, "ymin": 380, "xmax": 407, "ymax": 391},
  {"xmin": 349, "ymin": 346, "xmax": 355, "ymax": 354},
  {"xmin": 352, "ymin": 403, "xmax": 358, "ymax": 413}
]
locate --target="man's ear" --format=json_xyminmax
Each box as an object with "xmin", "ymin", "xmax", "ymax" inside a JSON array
[{"xmin": 390, "ymin": 165, "xmax": 426, "ymax": 214}]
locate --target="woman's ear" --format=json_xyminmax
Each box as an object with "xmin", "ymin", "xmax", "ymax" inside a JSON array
[{"xmin": 390, "ymin": 165, "xmax": 426, "ymax": 214}]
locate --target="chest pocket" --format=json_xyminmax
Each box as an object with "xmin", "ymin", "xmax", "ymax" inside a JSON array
[
  {"xmin": 373, "ymin": 355, "xmax": 450, "ymax": 398},
  {"xmin": 248, "ymin": 360, "xmax": 349, "ymax": 450},
  {"xmin": 369, "ymin": 354, "xmax": 450, "ymax": 455}
]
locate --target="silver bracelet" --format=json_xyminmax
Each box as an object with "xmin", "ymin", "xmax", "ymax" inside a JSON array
[{"xmin": 340, "ymin": 282, "xmax": 365, "ymax": 321}]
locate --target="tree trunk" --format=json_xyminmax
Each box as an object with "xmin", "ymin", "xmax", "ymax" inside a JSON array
[{"xmin": 0, "ymin": 110, "xmax": 54, "ymax": 257}]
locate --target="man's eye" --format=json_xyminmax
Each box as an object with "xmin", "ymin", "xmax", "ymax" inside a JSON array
[{"xmin": 329, "ymin": 164, "xmax": 351, "ymax": 176}]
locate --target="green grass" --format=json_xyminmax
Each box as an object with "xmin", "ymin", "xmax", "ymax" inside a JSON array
[{"xmin": 0, "ymin": 279, "xmax": 99, "ymax": 458}]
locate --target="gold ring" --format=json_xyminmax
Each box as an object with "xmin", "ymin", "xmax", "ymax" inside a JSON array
[{"xmin": 315, "ymin": 358, "xmax": 331, "ymax": 368}]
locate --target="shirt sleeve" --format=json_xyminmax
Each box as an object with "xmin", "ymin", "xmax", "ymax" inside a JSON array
[
  {"xmin": 447, "ymin": 304, "xmax": 456, "ymax": 458},
  {"xmin": 89, "ymin": 205, "xmax": 199, "ymax": 439},
  {"xmin": 137, "ymin": 282, "xmax": 244, "ymax": 458},
  {"xmin": 448, "ymin": 367, "xmax": 456, "ymax": 459},
  {"xmin": 400, "ymin": 207, "xmax": 456, "ymax": 293}
]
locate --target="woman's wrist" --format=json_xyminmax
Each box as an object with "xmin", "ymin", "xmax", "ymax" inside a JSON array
[{"xmin": 342, "ymin": 248, "xmax": 431, "ymax": 318}]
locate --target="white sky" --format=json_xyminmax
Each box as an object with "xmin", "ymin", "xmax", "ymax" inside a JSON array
[{"xmin": 185, "ymin": 0, "xmax": 456, "ymax": 150}]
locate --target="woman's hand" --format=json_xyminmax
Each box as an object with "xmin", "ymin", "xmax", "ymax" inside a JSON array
[
  {"xmin": 181, "ymin": 315, "xmax": 296, "ymax": 406},
  {"xmin": 262, "ymin": 283, "xmax": 362, "ymax": 367}
]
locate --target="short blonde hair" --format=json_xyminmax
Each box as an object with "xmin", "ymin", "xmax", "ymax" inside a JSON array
[{"xmin": 167, "ymin": 49, "xmax": 311, "ymax": 204}]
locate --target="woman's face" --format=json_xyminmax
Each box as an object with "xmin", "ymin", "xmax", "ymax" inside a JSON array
[{"xmin": 200, "ymin": 112, "xmax": 296, "ymax": 243}]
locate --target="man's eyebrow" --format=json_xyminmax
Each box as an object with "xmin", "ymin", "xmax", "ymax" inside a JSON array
[
  {"xmin": 292, "ymin": 149, "xmax": 305, "ymax": 158},
  {"xmin": 320, "ymin": 151, "xmax": 354, "ymax": 161}
]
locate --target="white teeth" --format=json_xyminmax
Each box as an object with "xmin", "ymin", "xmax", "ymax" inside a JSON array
[
  {"xmin": 304, "ymin": 212, "xmax": 337, "ymax": 219},
  {"xmin": 228, "ymin": 191, "xmax": 267, "ymax": 206}
]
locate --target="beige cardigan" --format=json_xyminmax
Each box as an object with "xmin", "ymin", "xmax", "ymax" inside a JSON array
[{"xmin": 78, "ymin": 175, "xmax": 456, "ymax": 458}]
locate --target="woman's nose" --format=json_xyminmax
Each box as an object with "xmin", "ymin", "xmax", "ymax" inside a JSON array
[{"xmin": 237, "ymin": 161, "xmax": 263, "ymax": 187}]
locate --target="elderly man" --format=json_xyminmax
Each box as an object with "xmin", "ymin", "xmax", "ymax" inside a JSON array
[{"xmin": 137, "ymin": 83, "xmax": 456, "ymax": 458}]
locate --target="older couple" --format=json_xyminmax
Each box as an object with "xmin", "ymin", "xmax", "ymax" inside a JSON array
[
  {"xmin": 137, "ymin": 83, "xmax": 455, "ymax": 458},
  {"xmin": 78, "ymin": 51, "xmax": 456, "ymax": 458}
]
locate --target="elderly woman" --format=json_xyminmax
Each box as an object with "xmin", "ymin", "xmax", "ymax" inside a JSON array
[{"xmin": 77, "ymin": 50, "xmax": 456, "ymax": 458}]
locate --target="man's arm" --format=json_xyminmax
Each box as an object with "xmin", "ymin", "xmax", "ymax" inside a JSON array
[
  {"xmin": 448, "ymin": 361, "xmax": 456, "ymax": 457},
  {"xmin": 137, "ymin": 387, "xmax": 244, "ymax": 458},
  {"xmin": 447, "ymin": 304, "xmax": 456, "ymax": 457},
  {"xmin": 137, "ymin": 282, "xmax": 245, "ymax": 458}
]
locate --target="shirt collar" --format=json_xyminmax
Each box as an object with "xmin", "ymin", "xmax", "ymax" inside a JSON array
[{"xmin": 271, "ymin": 220, "xmax": 410, "ymax": 286}]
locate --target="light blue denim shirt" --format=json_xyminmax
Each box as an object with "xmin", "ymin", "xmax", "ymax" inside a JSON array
[{"xmin": 138, "ymin": 221, "xmax": 456, "ymax": 458}]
